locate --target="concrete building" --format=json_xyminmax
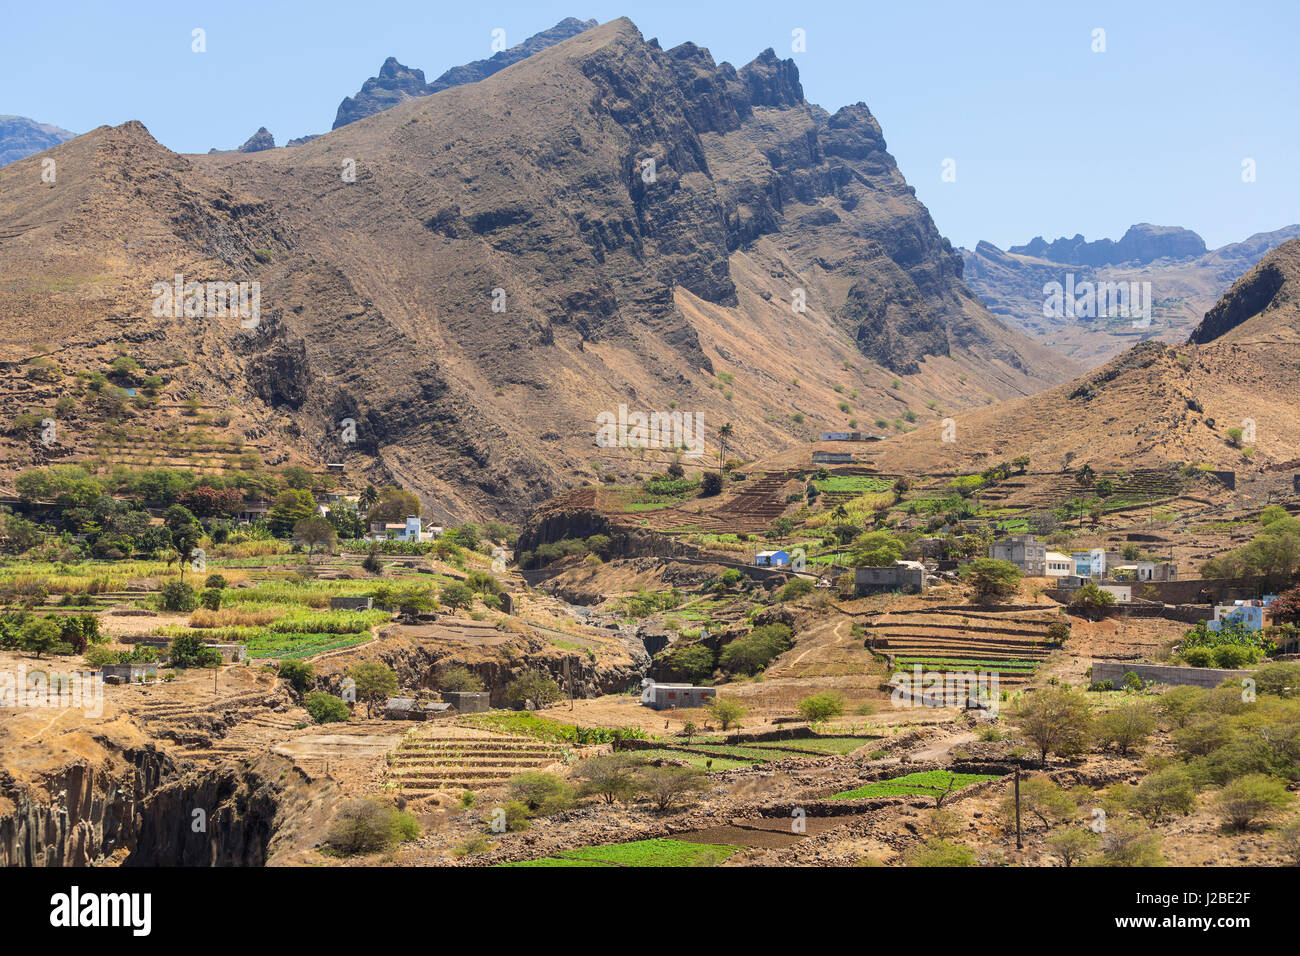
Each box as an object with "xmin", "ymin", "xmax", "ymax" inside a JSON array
[
  {"xmin": 642, "ymin": 683, "xmax": 716, "ymax": 710},
  {"xmin": 1045, "ymin": 551, "xmax": 1073, "ymax": 577},
  {"xmin": 100, "ymin": 663, "xmax": 159, "ymax": 683},
  {"xmin": 990, "ymin": 535, "xmax": 1046, "ymax": 575},
  {"xmin": 442, "ymin": 691, "xmax": 491, "ymax": 713},
  {"xmin": 330, "ymin": 596, "xmax": 374, "ymax": 611},
  {"xmin": 855, "ymin": 561, "xmax": 925, "ymax": 595},
  {"xmin": 1097, "ymin": 583, "xmax": 1132, "ymax": 603},
  {"xmin": 368, "ymin": 515, "xmax": 435, "ymax": 543},
  {"xmin": 383, "ymin": 697, "xmax": 452, "ymax": 720},
  {"xmin": 754, "ymin": 549, "xmax": 790, "ymax": 567},
  {"xmin": 812, "ymin": 451, "xmax": 854, "ymax": 464}
]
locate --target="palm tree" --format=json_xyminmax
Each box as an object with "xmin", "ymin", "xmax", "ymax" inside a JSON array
[
  {"xmin": 717, "ymin": 422, "xmax": 734, "ymax": 474},
  {"xmin": 358, "ymin": 484, "xmax": 378, "ymax": 518}
]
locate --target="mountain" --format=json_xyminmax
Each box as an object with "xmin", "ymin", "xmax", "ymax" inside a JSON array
[
  {"xmin": 0, "ymin": 115, "xmax": 75, "ymax": 166},
  {"xmin": 1009, "ymin": 223, "xmax": 1207, "ymax": 267},
  {"xmin": 332, "ymin": 17, "xmax": 598, "ymax": 129},
  {"xmin": 961, "ymin": 223, "xmax": 1300, "ymax": 367},
  {"xmin": 868, "ymin": 239, "xmax": 1300, "ymax": 478},
  {"xmin": 0, "ymin": 18, "xmax": 1074, "ymax": 523}
]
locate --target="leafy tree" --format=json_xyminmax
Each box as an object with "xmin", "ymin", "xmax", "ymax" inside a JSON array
[
  {"xmin": 1069, "ymin": 582, "xmax": 1116, "ymax": 619},
  {"xmin": 281, "ymin": 465, "xmax": 315, "ymax": 490},
  {"xmin": 267, "ymin": 490, "xmax": 317, "ymax": 536},
  {"xmin": 1046, "ymin": 828, "xmax": 1098, "ymax": 867},
  {"xmin": 325, "ymin": 798, "xmax": 419, "ymax": 854},
  {"xmin": 574, "ymin": 753, "xmax": 642, "ymax": 804},
  {"xmin": 1215, "ymin": 774, "xmax": 1294, "ymax": 830},
  {"xmin": 635, "ymin": 765, "xmax": 709, "ymax": 812},
  {"xmin": 1011, "ymin": 686, "xmax": 1094, "ymax": 765},
  {"xmin": 504, "ymin": 669, "xmax": 562, "ymax": 707},
  {"xmin": 346, "ymin": 661, "xmax": 399, "ymax": 715},
  {"xmin": 719, "ymin": 623, "xmax": 792, "ymax": 675},
  {"xmin": 367, "ymin": 487, "xmax": 421, "ymax": 525},
  {"xmin": 961, "ymin": 558, "xmax": 1021, "ymax": 604},
  {"xmin": 655, "ymin": 643, "xmax": 715, "ymax": 683},
  {"xmin": 797, "ymin": 692, "xmax": 845, "ymax": 723},
  {"xmin": 1130, "ymin": 767, "xmax": 1198, "ymax": 823},
  {"xmin": 305, "ymin": 691, "xmax": 350, "ymax": 724},
  {"xmin": 999, "ymin": 775, "xmax": 1076, "ymax": 830},
  {"xmin": 1095, "ymin": 700, "xmax": 1157, "ymax": 756},
  {"xmin": 199, "ymin": 588, "xmax": 222, "ymax": 611},
  {"xmin": 709, "ymin": 697, "xmax": 746, "ymax": 730},
  {"xmin": 439, "ymin": 581, "xmax": 474, "ymax": 611},
  {"xmin": 777, "ymin": 577, "xmax": 814, "ymax": 602},
  {"xmin": 20, "ymin": 617, "xmax": 70, "ymax": 658},
  {"xmin": 293, "ymin": 515, "xmax": 337, "ymax": 562},
  {"xmin": 700, "ymin": 471, "xmax": 723, "ymax": 497}
]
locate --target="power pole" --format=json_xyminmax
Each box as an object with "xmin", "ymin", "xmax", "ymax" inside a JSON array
[{"xmin": 1014, "ymin": 768, "xmax": 1023, "ymax": 850}]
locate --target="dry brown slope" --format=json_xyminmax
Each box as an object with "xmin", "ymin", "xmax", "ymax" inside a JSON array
[{"xmin": 0, "ymin": 17, "xmax": 1075, "ymax": 521}]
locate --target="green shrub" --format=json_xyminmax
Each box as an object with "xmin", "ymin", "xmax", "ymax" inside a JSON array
[
  {"xmin": 438, "ymin": 665, "xmax": 484, "ymax": 692},
  {"xmin": 905, "ymin": 839, "xmax": 974, "ymax": 867},
  {"xmin": 305, "ymin": 691, "xmax": 350, "ymax": 724},
  {"xmin": 166, "ymin": 633, "xmax": 220, "ymax": 669},
  {"xmin": 1215, "ymin": 774, "xmax": 1294, "ymax": 830},
  {"xmin": 158, "ymin": 580, "xmax": 198, "ymax": 612},
  {"xmin": 325, "ymin": 798, "xmax": 420, "ymax": 854},
  {"xmin": 507, "ymin": 771, "xmax": 574, "ymax": 815},
  {"xmin": 277, "ymin": 659, "xmax": 315, "ymax": 695},
  {"xmin": 1181, "ymin": 646, "xmax": 1214, "ymax": 667},
  {"xmin": 777, "ymin": 577, "xmax": 814, "ymax": 602},
  {"xmin": 1212, "ymin": 644, "xmax": 1261, "ymax": 669},
  {"xmin": 199, "ymin": 588, "xmax": 222, "ymax": 611},
  {"xmin": 797, "ymin": 692, "xmax": 845, "ymax": 723}
]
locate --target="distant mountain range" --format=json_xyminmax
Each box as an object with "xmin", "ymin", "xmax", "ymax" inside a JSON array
[
  {"xmin": 961, "ymin": 223, "xmax": 1300, "ymax": 367},
  {"xmin": 0, "ymin": 115, "xmax": 75, "ymax": 166}
]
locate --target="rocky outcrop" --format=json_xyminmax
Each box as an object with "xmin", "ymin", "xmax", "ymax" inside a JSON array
[
  {"xmin": 332, "ymin": 18, "xmax": 598, "ymax": 129},
  {"xmin": 0, "ymin": 114, "xmax": 75, "ymax": 166},
  {"xmin": 238, "ymin": 127, "xmax": 276, "ymax": 152}
]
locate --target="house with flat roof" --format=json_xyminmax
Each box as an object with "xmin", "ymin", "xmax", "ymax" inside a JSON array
[
  {"xmin": 754, "ymin": 549, "xmax": 790, "ymax": 567},
  {"xmin": 1045, "ymin": 551, "xmax": 1072, "ymax": 577},
  {"xmin": 990, "ymin": 534, "xmax": 1046, "ymax": 575}
]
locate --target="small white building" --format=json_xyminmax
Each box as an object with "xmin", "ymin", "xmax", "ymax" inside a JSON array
[
  {"xmin": 368, "ymin": 515, "xmax": 436, "ymax": 543},
  {"xmin": 1045, "ymin": 551, "xmax": 1072, "ymax": 577}
]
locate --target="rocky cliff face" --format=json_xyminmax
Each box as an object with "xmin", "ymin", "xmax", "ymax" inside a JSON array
[
  {"xmin": 238, "ymin": 127, "xmax": 276, "ymax": 152},
  {"xmin": 1189, "ymin": 239, "xmax": 1300, "ymax": 344},
  {"xmin": 0, "ymin": 114, "xmax": 75, "ymax": 166},
  {"xmin": 332, "ymin": 18, "xmax": 598, "ymax": 129}
]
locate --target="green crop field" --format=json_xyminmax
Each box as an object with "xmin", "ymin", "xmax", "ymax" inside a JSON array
[
  {"xmin": 832, "ymin": 770, "xmax": 1000, "ymax": 800},
  {"xmin": 497, "ymin": 838, "xmax": 738, "ymax": 868}
]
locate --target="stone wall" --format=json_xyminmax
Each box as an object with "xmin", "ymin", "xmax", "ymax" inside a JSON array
[{"xmin": 1091, "ymin": 660, "xmax": 1250, "ymax": 689}]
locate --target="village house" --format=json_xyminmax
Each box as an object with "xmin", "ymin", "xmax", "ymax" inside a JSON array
[
  {"xmin": 642, "ymin": 683, "xmax": 716, "ymax": 710},
  {"xmin": 855, "ymin": 561, "xmax": 925, "ymax": 595},
  {"xmin": 1208, "ymin": 596, "xmax": 1277, "ymax": 633},
  {"xmin": 754, "ymin": 549, "xmax": 790, "ymax": 567},
  {"xmin": 989, "ymin": 534, "xmax": 1046, "ymax": 575},
  {"xmin": 367, "ymin": 515, "xmax": 437, "ymax": 543}
]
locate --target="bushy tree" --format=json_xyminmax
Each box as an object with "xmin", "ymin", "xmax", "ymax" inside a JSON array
[
  {"xmin": 1095, "ymin": 700, "xmax": 1157, "ymax": 756},
  {"xmin": 1011, "ymin": 686, "xmax": 1094, "ymax": 765},
  {"xmin": 439, "ymin": 582, "xmax": 474, "ymax": 611},
  {"xmin": 574, "ymin": 754, "xmax": 642, "ymax": 804},
  {"xmin": 159, "ymin": 580, "xmax": 197, "ymax": 612},
  {"xmin": 1215, "ymin": 774, "xmax": 1294, "ymax": 830},
  {"xmin": 438, "ymin": 665, "xmax": 484, "ymax": 692},
  {"xmin": 506, "ymin": 771, "xmax": 573, "ymax": 815},
  {"xmin": 167, "ymin": 633, "xmax": 220, "ymax": 669},
  {"xmin": 1130, "ymin": 767, "xmax": 1198, "ymax": 823},
  {"xmin": 505, "ymin": 669, "xmax": 562, "ymax": 707},
  {"xmin": 708, "ymin": 697, "xmax": 746, "ymax": 730},
  {"xmin": 325, "ymin": 798, "xmax": 419, "ymax": 854},
  {"xmin": 346, "ymin": 661, "xmax": 399, "ymax": 715},
  {"xmin": 961, "ymin": 559, "xmax": 1021, "ymax": 604},
  {"xmin": 635, "ymin": 765, "xmax": 709, "ymax": 811},
  {"xmin": 719, "ymin": 623, "xmax": 792, "ymax": 675}
]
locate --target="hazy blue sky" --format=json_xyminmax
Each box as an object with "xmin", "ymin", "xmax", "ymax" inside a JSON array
[{"xmin": 3, "ymin": 0, "xmax": 1295, "ymax": 249}]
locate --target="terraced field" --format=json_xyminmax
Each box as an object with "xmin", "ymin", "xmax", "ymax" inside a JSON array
[
  {"xmin": 626, "ymin": 735, "xmax": 880, "ymax": 770},
  {"xmin": 386, "ymin": 730, "xmax": 565, "ymax": 795},
  {"xmin": 831, "ymin": 770, "xmax": 1001, "ymax": 800},
  {"xmin": 849, "ymin": 602, "xmax": 1062, "ymax": 697}
]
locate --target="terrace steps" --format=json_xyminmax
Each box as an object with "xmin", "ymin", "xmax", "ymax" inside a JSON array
[{"xmin": 385, "ymin": 732, "xmax": 565, "ymax": 791}]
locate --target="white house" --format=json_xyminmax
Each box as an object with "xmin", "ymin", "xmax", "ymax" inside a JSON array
[
  {"xmin": 368, "ymin": 515, "xmax": 435, "ymax": 543},
  {"xmin": 1045, "ymin": 551, "xmax": 1072, "ymax": 577}
]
